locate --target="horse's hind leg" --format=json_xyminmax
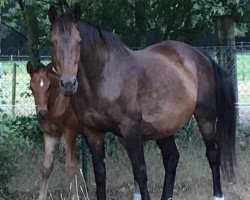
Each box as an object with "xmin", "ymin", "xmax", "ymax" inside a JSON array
[
  {"xmin": 194, "ymin": 107, "xmax": 224, "ymax": 200},
  {"xmin": 38, "ymin": 133, "xmax": 59, "ymax": 200},
  {"xmin": 63, "ymin": 132, "xmax": 78, "ymax": 200},
  {"xmin": 156, "ymin": 135, "xmax": 179, "ymax": 200}
]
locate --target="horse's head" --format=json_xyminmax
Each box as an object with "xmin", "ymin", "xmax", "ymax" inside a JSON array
[
  {"xmin": 27, "ymin": 61, "xmax": 53, "ymax": 119},
  {"xmin": 48, "ymin": 4, "xmax": 82, "ymax": 96}
]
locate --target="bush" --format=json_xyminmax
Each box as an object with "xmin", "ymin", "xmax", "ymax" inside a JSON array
[
  {"xmin": 9, "ymin": 115, "xmax": 43, "ymax": 145},
  {"xmin": 0, "ymin": 114, "xmax": 42, "ymax": 190}
]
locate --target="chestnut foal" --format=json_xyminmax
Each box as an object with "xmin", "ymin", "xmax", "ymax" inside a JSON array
[{"xmin": 27, "ymin": 61, "xmax": 83, "ymax": 200}]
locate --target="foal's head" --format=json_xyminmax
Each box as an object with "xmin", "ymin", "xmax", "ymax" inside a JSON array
[
  {"xmin": 27, "ymin": 62, "xmax": 54, "ymax": 119},
  {"xmin": 48, "ymin": 5, "xmax": 82, "ymax": 96}
]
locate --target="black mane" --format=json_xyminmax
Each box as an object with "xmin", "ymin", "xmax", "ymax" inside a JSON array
[{"xmin": 56, "ymin": 15, "xmax": 129, "ymax": 54}]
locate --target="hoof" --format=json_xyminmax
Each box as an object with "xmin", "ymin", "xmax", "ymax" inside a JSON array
[
  {"xmin": 133, "ymin": 193, "xmax": 142, "ymax": 200},
  {"xmin": 213, "ymin": 195, "xmax": 224, "ymax": 200}
]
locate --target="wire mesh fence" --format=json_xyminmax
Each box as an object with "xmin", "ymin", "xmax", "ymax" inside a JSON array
[{"xmin": 0, "ymin": 44, "xmax": 250, "ymax": 126}]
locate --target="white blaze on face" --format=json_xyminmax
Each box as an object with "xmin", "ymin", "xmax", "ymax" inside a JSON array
[{"xmin": 40, "ymin": 79, "xmax": 44, "ymax": 87}]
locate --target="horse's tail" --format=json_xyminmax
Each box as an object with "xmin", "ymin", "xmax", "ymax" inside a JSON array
[{"xmin": 208, "ymin": 56, "xmax": 237, "ymax": 181}]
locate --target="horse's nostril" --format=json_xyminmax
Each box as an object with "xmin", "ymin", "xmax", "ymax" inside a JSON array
[
  {"xmin": 61, "ymin": 80, "xmax": 65, "ymax": 87},
  {"xmin": 73, "ymin": 79, "xmax": 76, "ymax": 86}
]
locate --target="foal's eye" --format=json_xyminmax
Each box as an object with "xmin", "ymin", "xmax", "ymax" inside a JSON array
[{"xmin": 52, "ymin": 40, "xmax": 57, "ymax": 46}]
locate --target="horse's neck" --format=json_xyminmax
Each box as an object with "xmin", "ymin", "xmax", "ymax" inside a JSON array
[
  {"xmin": 78, "ymin": 23, "xmax": 134, "ymax": 105},
  {"xmin": 79, "ymin": 46, "xmax": 107, "ymax": 97}
]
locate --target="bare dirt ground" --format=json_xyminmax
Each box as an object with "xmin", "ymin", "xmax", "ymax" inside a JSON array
[{"xmin": 3, "ymin": 140, "xmax": 250, "ymax": 200}]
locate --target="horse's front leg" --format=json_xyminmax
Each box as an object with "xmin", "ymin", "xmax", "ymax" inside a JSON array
[
  {"xmin": 84, "ymin": 128, "xmax": 106, "ymax": 200},
  {"xmin": 121, "ymin": 123, "xmax": 150, "ymax": 200},
  {"xmin": 118, "ymin": 137, "xmax": 142, "ymax": 200},
  {"xmin": 38, "ymin": 133, "xmax": 60, "ymax": 200},
  {"xmin": 63, "ymin": 131, "xmax": 78, "ymax": 200}
]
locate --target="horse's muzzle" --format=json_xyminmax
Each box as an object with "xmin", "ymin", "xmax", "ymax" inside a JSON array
[{"xmin": 60, "ymin": 76, "xmax": 78, "ymax": 96}]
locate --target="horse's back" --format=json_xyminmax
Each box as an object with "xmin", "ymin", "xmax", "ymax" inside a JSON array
[{"xmin": 135, "ymin": 40, "xmax": 214, "ymax": 138}]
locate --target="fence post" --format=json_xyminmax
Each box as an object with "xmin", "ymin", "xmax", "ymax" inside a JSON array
[
  {"xmin": 0, "ymin": 5, "xmax": 1, "ymax": 110},
  {"xmin": 11, "ymin": 62, "xmax": 17, "ymax": 115},
  {"xmin": 214, "ymin": 16, "xmax": 239, "ymax": 119}
]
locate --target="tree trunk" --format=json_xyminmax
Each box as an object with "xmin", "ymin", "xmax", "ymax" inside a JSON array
[
  {"xmin": 24, "ymin": 5, "xmax": 40, "ymax": 68},
  {"xmin": 134, "ymin": 0, "xmax": 148, "ymax": 47},
  {"xmin": 183, "ymin": 0, "xmax": 192, "ymax": 43}
]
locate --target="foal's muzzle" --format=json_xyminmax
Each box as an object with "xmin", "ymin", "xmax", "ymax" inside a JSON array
[
  {"xmin": 38, "ymin": 109, "xmax": 48, "ymax": 119},
  {"xmin": 60, "ymin": 76, "xmax": 78, "ymax": 96}
]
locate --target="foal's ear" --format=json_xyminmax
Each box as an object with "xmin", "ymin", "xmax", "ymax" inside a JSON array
[
  {"xmin": 72, "ymin": 3, "xmax": 81, "ymax": 22},
  {"xmin": 46, "ymin": 62, "xmax": 54, "ymax": 72},
  {"xmin": 48, "ymin": 5, "xmax": 58, "ymax": 23},
  {"xmin": 27, "ymin": 61, "xmax": 34, "ymax": 75}
]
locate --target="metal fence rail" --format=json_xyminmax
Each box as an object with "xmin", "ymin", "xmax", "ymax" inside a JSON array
[{"xmin": 0, "ymin": 45, "xmax": 250, "ymax": 126}]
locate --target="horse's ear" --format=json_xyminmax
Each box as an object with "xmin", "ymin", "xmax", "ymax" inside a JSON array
[
  {"xmin": 72, "ymin": 3, "xmax": 81, "ymax": 21},
  {"xmin": 27, "ymin": 61, "xmax": 34, "ymax": 75},
  {"xmin": 48, "ymin": 5, "xmax": 58, "ymax": 23}
]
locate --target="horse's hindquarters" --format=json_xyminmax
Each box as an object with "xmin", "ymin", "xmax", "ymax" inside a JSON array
[{"xmin": 138, "ymin": 61, "xmax": 197, "ymax": 139}]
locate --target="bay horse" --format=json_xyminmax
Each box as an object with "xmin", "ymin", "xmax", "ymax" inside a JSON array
[
  {"xmin": 27, "ymin": 61, "xmax": 83, "ymax": 200},
  {"xmin": 48, "ymin": 5, "xmax": 236, "ymax": 200}
]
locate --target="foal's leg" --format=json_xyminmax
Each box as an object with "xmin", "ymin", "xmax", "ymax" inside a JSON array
[
  {"xmin": 118, "ymin": 137, "xmax": 142, "ymax": 200},
  {"xmin": 63, "ymin": 132, "xmax": 78, "ymax": 200},
  {"xmin": 121, "ymin": 124, "xmax": 150, "ymax": 200},
  {"xmin": 156, "ymin": 136, "xmax": 179, "ymax": 200},
  {"xmin": 38, "ymin": 133, "xmax": 59, "ymax": 200},
  {"xmin": 84, "ymin": 128, "xmax": 106, "ymax": 200},
  {"xmin": 194, "ymin": 108, "xmax": 224, "ymax": 200}
]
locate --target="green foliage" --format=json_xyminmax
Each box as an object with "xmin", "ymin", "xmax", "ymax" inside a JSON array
[
  {"xmin": 105, "ymin": 133, "xmax": 126, "ymax": 158},
  {"xmin": 3, "ymin": 0, "xmax": 53, "ymax": 46},
  {"xmin": 8, "ymin": 115, "xmax": 43, "ymax": 144},
  {"xmin": 0, "ymin": 114, "xmax": 43, "ymax": 189},
  {"xmin": 192, "ymin": 0, "xmax": 247, "ymax": 37},
  {"xmin": 2, "ymin": 0, "xmax": 249, "ymax": 47},
  {"xmin": 237, "ymin": 126, "xmax": 250, "ymax": 150},
  {"xmin": 0, "ymin": 0, "xmax": 9, "ymax": 7},
  {"xmin": 176, "ymin": 118, "xmax": 198, "ymax": 142}
]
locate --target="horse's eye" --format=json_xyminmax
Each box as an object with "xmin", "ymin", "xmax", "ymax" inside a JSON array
[{"xmin": 76, "ymin": 41, "xmax": 81, "ymax": 47}]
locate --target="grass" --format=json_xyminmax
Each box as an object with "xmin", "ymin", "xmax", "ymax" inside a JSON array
[{"xmin": 5, "ymin": 135, "xmax": 250, "ymax": 200}]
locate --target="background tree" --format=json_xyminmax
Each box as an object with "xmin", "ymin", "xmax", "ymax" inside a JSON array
[{"xmin": 1, "ymin": 0, "xmax": 249, "ymax": 49}]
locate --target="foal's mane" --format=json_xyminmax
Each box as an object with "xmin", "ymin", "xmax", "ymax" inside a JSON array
[{"xmin": 56, "ymin": 15, "xmax": 129, "ymax": 54}]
